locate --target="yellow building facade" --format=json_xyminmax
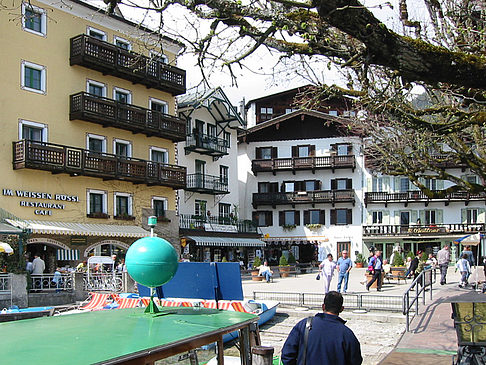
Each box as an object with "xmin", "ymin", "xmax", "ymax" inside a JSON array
[{"xmin": 0, "ymin": 0, "xmax": 186, "ymax": 271}]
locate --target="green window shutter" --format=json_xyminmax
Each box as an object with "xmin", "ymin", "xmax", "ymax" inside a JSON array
[
  {"xmin": 461, "ymin": 209, "xmax": 467, "ymax": 223},
  {"xmin": 383, "ymin": 210, "xmax": 390, "ymax": 224},
  {"xmin": 411, "ymin": 210, "xmax": 418, "ymax": 224},
  {"xmin": 394, "ymin": 177, "xmax": 400, "ymax": 192},
  {"xmin": 479, "ymin": 209, "xmax": 485, "ymax": 223},
  {"xmin": 419, "ymin": 210, "xmax": 425, "ymax": 223},
  {"xmin": 383, "ymin": 177, "xmax": 390, "ymax": 192},
  {"xmin": 437, "ymin": 210, "xmax": 443, "ymax": 224}
]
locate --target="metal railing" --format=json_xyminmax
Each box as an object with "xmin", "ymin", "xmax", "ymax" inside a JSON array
[
  {"xmin": 70, "ymin": 92, "xmax": 186, "ymax": 141},
  {"xmin": 13, "ymin": 140, "xmax": 186, "ymax": 189},
  {"xmin": 0, "ymin": 274, "xmax": 11, "ymax": 293},
  {"xmin": 253, "ymin": 291, "xmax": 404, "ymax": 312},
  {"xmin": 185, "ymin": 173, "xmax": 229, "ymax": 194},
  {"xmin": 402, "ymin": 268, "xmax": 436, "ymax": 332},
  {"xmin": 83, "ymin": 273, "xmax": 123, "ymax": 292},
  {"xmin": 185, "ymin": 133, "xmax": 228, "ymax": 156},
  {"xmin": 252, "ymin": 189, "xmax": 355, "ymax": 207},
  {"xmin": 179, "ymin": 214, "xmax": 259, "ymax": 234},
  {"xmin": 30, "ymin": 274, "xmax": 74, "ymax": 292}
]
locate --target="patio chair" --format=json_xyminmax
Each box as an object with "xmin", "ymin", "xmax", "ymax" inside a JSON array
[
  {"xmin": 79, "ymin": 292, "xmax": 111, "ymax": 311},
  {"xmin": 202, "ymin": 300, "xmax": 232, "ymax": 310},
  {"xmin": 231, "ymin": 301, "xmax": 249, "ymax": 313},
  {"xmin": 116, "ymin": 297, "xmax": 141, "ymax": 309}
]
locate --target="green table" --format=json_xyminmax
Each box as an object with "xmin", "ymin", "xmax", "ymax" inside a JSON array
[{"xmin": 2, "ymin": 307, "xmax": 258, "ymax": 365}]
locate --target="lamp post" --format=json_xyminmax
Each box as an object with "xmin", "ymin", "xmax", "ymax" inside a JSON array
[
  {"xmin": 447, "ymin": 292, "xmax": 486, "ymax": 364},
  {"xmin": 147, "ymin": 216, "xmax": 157, "ymax": 237}
]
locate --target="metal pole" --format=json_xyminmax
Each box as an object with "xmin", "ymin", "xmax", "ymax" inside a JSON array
[{"xmin": 422, "ymin": 273, "xmax": 426, "ymax": 305}]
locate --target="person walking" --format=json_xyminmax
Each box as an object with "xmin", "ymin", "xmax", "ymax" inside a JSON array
[
  {"xmin": 456, "ymin": 253, "xmax": 471, "ymax": 288},
  {"xmin": 336, "ymin": 250, "xmax": 353, "ymax": 294},
  {"xmin": 281, "ymin": 291, "xmax": 362, "ymax": 365},
  {"xmin": 319, "ymin": 254, "xmax": 336, "ymax": 294},
  {"xmin": 32, "ymin": 254, "xmax": 45, "ymax": 275},
  {"xmin": 437, "ymin": 245, "xmax": 450, "ymax": 285},
  {"xmin": 366, "ymin": 250, "xmax": 383, "ymax": 292},
  {"xmin": 461, "ymin": 245, "xmax": 475, "ymax": 281}
]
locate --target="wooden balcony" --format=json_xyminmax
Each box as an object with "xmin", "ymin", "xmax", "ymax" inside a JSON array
[
  {"xmin": 13, "ymin": 140, "xmax": 186, "ymax": 189},
  {"xmin": 364, "ymin": 190, "xmax": 486, "ymax": 207},
  {"xmin": 179, "ymin": 214, "xmax": 258, "ymax": 234},
  {"xmin": 252, "ymin": 189, "xmax": 355, "ymax": 208},
  {"xmin": 185, "ymin": 133, "xmax": 228, "ymax": 157},
  {"xmin": 70, "ymin": 35, "xmax": 186, "ymax": 95},
  {"xmin": 252, "ymin": 155, "xmax": 355, "ymax": 175},
  {"xmin": 363, "ymin": 223, "xmax": 485, "ymax": 237},
  {"xmin": 185, "ymin": 173, "xmax": 229, "ymax": 195},
  {"xmin": 70, "ymin": 92, "xmax": 186, "ymax": 142}
]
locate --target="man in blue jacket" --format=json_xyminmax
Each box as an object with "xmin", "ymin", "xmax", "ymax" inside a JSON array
[{"xmin": 281, "ymin": 291, "xmax": 362, "ymax": 365}]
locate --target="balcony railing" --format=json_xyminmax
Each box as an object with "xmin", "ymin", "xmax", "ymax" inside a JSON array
[
  {"xmin": 179, "ymin": 214, "xmax": 258, "ymax": 234},
  {"xmin": 363, "ymin": 223, "xmax": 485, "ymax": 237},
  {"xmin": 13, "ymin": 140, "xmax": 186, "ymax": 189},
  {"xmin": 252, "ymin": 155, "xmax": 356, "ymax": 175},
  {"xmin": 252, "ymin": 190, "xmax": 355, "ymax": 208},
  {"xmin": 70, "ymin": 34, "xmax": 186, "ymax": 95},
  {"xmin": 185, "ymin": 133, "xmax": 229, "ymax": 157},
  {"xmin": 364, "ymin": 190, "xmax": 486, "ymax": 206},
  {"xmin": 185, "ymin": 173, "xmax": 229, "ymax": 195},
  {"xmin": 70, "ymin": 92, "xmax": 186, "ymax": 142}
]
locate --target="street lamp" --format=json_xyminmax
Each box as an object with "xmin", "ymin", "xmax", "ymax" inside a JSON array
[
  {"xmin": 148, "ymin": 216, "xmax": 157, "ymax": 237},
  {"xmin": 447, "ymin": 292, "xmax": 486, "ymax": 364}
]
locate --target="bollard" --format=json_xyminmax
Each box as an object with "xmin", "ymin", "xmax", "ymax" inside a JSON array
[{"xmin": 252, "ymin": 346, "xmax": 274, "ymax": 365}]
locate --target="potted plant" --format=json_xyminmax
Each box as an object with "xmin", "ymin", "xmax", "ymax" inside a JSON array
[
  {"xmin": 305, "ymin": 223, "xmax": 322, "ymax": 229},
  {"xmin": 282, "ymin": 224, "xmax": 297, "ymax": 231},
  {"xmin": 279, "ymin": 254, "xmax": 290, "ymax": 277},
  {"xmin": 251, "ymin": 256, "xmax": 263, "ymax": 281},
  {"xmin": 354, "ymin": 253, "xmax": 366, "ymax": 268}
]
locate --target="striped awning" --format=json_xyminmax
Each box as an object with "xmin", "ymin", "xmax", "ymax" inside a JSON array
[
  {"xmin": 6, "ymin": 219, "xmax": 150, "ymax": 238},
  {"xmin": 57, "ymin": 249, "xmax": 79, "ymax": 261},
  {"xmin": 185, "ymin": 236, "xmax": 266, "ymax": 247}
]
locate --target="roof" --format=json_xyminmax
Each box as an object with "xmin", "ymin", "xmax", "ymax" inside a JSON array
[
  {"xmin": 0, "ymin": 222, "xmax": 23, "ymax": 234},
  {"xmin": 6, "ymin": 219, "xmax": 150, "ymax": 238},
  {"xmin": 244, "ymin": 84, "xmax": 312, "ymax": 108},
  {"xmin": 70, "ymin": 0, "xmax": 184, "ymax": 49},
  {"xmin": 178, "ymin": 87, "xmax": 245, "ymax": 128}
]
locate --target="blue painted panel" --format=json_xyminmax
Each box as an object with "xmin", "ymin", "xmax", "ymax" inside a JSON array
[{"xmin": 215, "ymin": 262, "xmax": 243, "ymax": 301}]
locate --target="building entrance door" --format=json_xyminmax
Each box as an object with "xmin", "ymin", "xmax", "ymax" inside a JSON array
[{"xmin": 337, "ymin": 241, "xmax": 351, "ymax": 258}]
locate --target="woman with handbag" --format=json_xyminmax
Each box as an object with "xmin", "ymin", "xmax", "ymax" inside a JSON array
[{"xmin": 319, "ymin": 253, "xmax": 337, "ymax": 294}]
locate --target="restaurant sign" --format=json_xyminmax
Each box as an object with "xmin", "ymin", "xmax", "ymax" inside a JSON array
[
  {"xmin": 402, "ymin": 226, "xmax": 446, "ymax": 235},
  {"xmin": 204, "ymin": 223, "xmax": 238, "ymax": 233},
  {"xmin": 2, "ymin": 188, "xmax": 79, "ymax": 216}
]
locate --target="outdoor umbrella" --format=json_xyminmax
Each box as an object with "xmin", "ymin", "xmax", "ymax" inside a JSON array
[
  {"xmin": 0, "ymin": 242, "xmax": 14, "ymax": 255},
  {"xmin": 454, "ymin": 233, "xmax": 481, "ymax": 287}
]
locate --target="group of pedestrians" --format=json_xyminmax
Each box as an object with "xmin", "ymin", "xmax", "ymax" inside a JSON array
[{"xmin": 318, "ymin": 250, "xmax": 353, "ymax": 294}]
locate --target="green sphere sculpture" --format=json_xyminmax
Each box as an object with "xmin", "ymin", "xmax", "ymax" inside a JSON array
[{"xmin": 125, "ymin": 236, "xmax": 179, "ymax": 309}]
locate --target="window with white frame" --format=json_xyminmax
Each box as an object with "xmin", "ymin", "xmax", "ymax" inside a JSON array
[
  {"xmin": 466, "ymin": 209, "xmax": 478, "ymax": 224},
  {"xmin": 466, "ymin": 175, "xmax": 478, "ymax": 184},
  {"xmin": 219, "ymin": 203, "xmax": 231, "ymax": 218},
  {"xmin": 87, "ymin": 134, "xmax": 106, "ymax": 153},
  {"xmin": 149, "ymin": 98, "xmax": 168, "ymax": 114},
  {"xmin": 87, "ymin": 80, "xmax": 106, "ymax": 97},
  {"xmin": 195, "ymin": 200, "xmax": 207, "ymax": 217},
  {"xmin": 223, "ymin": 132, "xmax": 231, "ymax": 147},
  {"xmin": 328, "ymin": 110, "xmax": 338, "ymax": 116},
  {"xmin": 21, "ymin": 61, "xmax": 46, "ymax": 94},
  {"xmin": 113, "ymin": 139, "xmax": 131, "ymax": 157},
  {"xmin": 284, "ymin": 182, "xmax": 295, "ymax": 192},
  {"xmin": 424, "ymin": 210, "xmax": 437, "ymax": 225},
  {"xmin": 150, "ymin": 147, "xmax": 168, "ymax": 163},
  {"xmin": 87, "ymin": 27, "xmax": 106, "ymax": 40},
  {"xmin": 425, "ymin": 178, "xmax": 437, "ymax": 191},
  {"xmin": 283, "ymin": 211, "xmax": 298, "ymax": 225},
  {"xmin": 400, "ymin": 211, "xmax": 410, "ymax": 225},
  {"xmin": 372, "ymin": 211, "xmax": 383, "ymax": 224},
  {"xmin": 114, "ymin": 192, "xmax": 132, "ymax": 217},
  {"xmin": 260, "ymin": 107, "xmax": 273, "ymax": 121},
  {"xmin": 150, "ymin": 51, "xmax": 169, "ymax": 64},
  {"xmin": 87, "ymin": 189, "xmax": 107, "ymax": 215},
  {"xmin": 259, "ymin": 147, "xmax": 273, "ymax": 160},
  {"xmin": 220, "ymin": 166, "xmax": 229, "ymax": 184},
  {"xmin": 19, "ymin": 120, "xmax": 47, "ymax": 142},
  {"xmin": 337, "ymin": 144, "xmax": 350, "ymax": 156},
  {"xmin": 113, "ymin": 87, "xmax": 131, "ymax": 104},
  {"xmin": 207, "ymin": 124, "xmax": 216, "ymax": 137},
  {"xmin": 22, "ymin": 3, "xmax": 47, "ymax": 36},
  {"xmin": 372, "ymin": 177, "xmax": 385, "ymax": 192},
  {"xmin": 114, "ymin": 36, "xmax": 131, "ymax": 50},
  {"xmin": 285, "ymin": 108, "xmax": 298, "ymax": 114},
  {"xmin": 399, "ymin": 178, "xmax": 410, "ymax": 192},
  {"xmin": 152, "ymin": 197, "xmax": 167, "ymax": 217}
]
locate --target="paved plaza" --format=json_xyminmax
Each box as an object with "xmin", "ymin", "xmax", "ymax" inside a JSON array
[{"xmin": 239, "ymin": 267, "xmax": 479, "ymax": 365}]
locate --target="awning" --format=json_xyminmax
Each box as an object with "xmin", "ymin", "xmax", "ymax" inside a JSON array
[
  {"xmin": 0, "ymin": 222, "xmax": 23, "ymax": 234},
  {"xmin": 186, "ymin": 236, "xmax": 266, "ymax": 247},
  {"xmin": 57, "ymin": 249, "xmax": 79, "ymax": 261},
  {"xmin": 6, "ymin": 219, "xmax": 150, "ymax": 238}
]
